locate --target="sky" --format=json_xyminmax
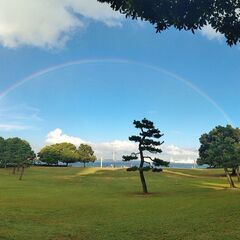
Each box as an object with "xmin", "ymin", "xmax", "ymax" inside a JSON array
[{"xmin": 0, "ymin": 0, "xmax": 240, "ymax": 163}]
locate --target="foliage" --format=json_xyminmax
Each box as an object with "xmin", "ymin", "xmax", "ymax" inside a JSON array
[
  {"xmin": 0, "ymin": 137, "xmax": 35, "ymax": 180},
  {"xmin": 0, "ymin": 137, "xmax": 5, "ymax": 167},
  {"xmin": 123, "ymin": 118, "xmax": 169, "ymax": 193},
  {"xmin": 197, "ymin": 125, "xmax": 240, "ymax": 187},
  {"xmin": 38, "ymin": 145, "xmax": 58, "ymax": 165},
  {"xmin": 38, "ymin": 143, "xmax": 96, "ymax": 167},
  {"xmin": 98, "ymin": 0, "xmax": 240, "ymax": 46},
  {"xmin": 77, "ymin": 144, "xmax": 97, "ymax": 167},
  {"xmin": 38, "ymin": 143, "xmax": 78, "ymax": 166},
  {"xmin": 3, "ymin": 137, "xmax": 35, "ymax": 167},
  {"xmin": 152, "ymin": 168, "xmax": 163, "ymax": 172},
  {"xmin": 126, "ymin": 166, "xmax": 138, "ymax": 171},
  {"xmin": 54, "ymin": 143, "xmax": 78, "ymax": 166},
  {"xmin": 198, "ymin": 125, "xmax": 240, "ymax": 168}
]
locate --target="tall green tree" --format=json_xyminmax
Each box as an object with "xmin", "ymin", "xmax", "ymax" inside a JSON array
[
  {"xmin": 4, "ymin": 138, "xmax": 35, "ymax": 180},
  {"xmin": 198, "ymin": 125, "xmax": 240, "ymax": 187},
  {"xmin": 123, "ymin": 118, "xmax": 169, "ymax": 194},
  {"xmin": 98, "ymin": 0, "xmax": 240, "ymax": 46},
  {"xmin": 78, "ymin": 144, "xmax": 96, "ymax": 167}
]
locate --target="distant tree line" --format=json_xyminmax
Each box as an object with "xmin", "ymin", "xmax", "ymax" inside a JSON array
[
  {"xmin": 38, "ymin": 143, "xmax": 96, "ymax": 167},
  {"xmin": 0, "ymin": 137, "xmax": 96, "ymax": 179}
]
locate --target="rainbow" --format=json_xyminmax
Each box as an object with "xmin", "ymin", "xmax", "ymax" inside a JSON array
[{"xmin": 0, "ymin": 58, "xmax": 232, "ymax": 124}]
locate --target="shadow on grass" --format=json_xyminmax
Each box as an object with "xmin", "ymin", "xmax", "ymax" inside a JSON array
[
  {"xmin": 165, "ymin": 169, "xmax": 226, "ymax": 178},
  {"xmin": 192, "ymin": 182, "xmax": 240, "ymax": 191},
  {"xmin": 124, "ymin": 191, "xmax": 164, "ymax": 197}
]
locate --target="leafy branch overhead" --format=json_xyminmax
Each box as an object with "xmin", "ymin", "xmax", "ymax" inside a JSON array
[{"xmin": 98, "ymin": 0, "xmax": 240, "ymax": 46}]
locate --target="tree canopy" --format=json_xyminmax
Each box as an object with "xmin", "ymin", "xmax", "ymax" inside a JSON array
[
  {"xmin": 38, "ymin": 143, "xmax": 96, "ymax": 167},
  {"xmin": 78, "ymin": 144, "xmax": 97, "ymax": 167},
  {"xmin": 3, "ymin": 137, "xmax": 35, "ymax": 167},
  {"xmin": 123, "ymin": 118, "xmax": 169, "ymax": 193},
  {"xmin": 197, "ymin": 125, "xmax": 240, "ymax": 187},
  {"xmin": 38, "ymin": 143, "xmax": 79, "ymax": 166},
  {"xmin": 98, "ymin": 0, "xmax": 240, "ymax": 46},
  {"xmin": 0, "ymin": 137, "xmax": 35, "ymax": 180}
]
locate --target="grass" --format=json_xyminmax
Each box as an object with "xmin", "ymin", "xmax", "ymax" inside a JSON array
[{"xmin": 0, "ymin": 167, "xmax": 240, "ymax": 240}]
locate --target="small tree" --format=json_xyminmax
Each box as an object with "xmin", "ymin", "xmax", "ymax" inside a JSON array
[
  {"xmin": 78, "ymin": 144, "xmax": 96, "ymax": 167},
  {"xmin": 198, "ymin": 125, "xmax": 240, "ymax": 187},
  {"xmin": 123, "ymin": 118, "xmax": 169, "ymax": 194}
]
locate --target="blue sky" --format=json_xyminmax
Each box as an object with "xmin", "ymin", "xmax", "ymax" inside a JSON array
[{"xmin": 0, "ymin": 1, "xmax": 240, "ymax": 162}]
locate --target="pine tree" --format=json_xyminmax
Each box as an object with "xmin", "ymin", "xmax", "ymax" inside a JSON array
[{"xmin": 123, "ymin": 118, "xmax": 169, "ymax": 194}]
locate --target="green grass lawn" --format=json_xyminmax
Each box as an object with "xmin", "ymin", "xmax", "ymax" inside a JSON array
[{"xmin": 0, "ymin": 167, "xmax": 240, "ymax": 240}]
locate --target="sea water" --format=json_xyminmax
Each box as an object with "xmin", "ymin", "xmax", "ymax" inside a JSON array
[{"xmin": 72, "ymin": 160, "xmax": 206, "ymax": 169}]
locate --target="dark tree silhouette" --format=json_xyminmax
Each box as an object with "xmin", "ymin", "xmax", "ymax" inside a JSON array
[
  {"xmin": 98, "ymin": 0, "xmax": 240, "ymax": 46},
  {"xmin": 123, "ymin": 118, "xmax": 169, "ymax": 193}
]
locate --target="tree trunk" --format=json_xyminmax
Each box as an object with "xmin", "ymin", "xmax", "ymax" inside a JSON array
[
  {"xmin": 231, "ymin": 167, "xmax": 237, "ymax": 176},
  {"xmin": 139, "ymin": 169, "xmax": 148, "ymax": 194},
  {"xmin": 236, "ymin": 166, "xmax": 240, "ymax": 182},
  {"xmin": 139, "ymin": 150, "xmax": 148, "ymax": 194},
  {"xmin": 19, "ymin": 166, "xmax": 25, "ymax": 180},
  {"xmin": 83, "ymin": 162, "xmax": 86, "ymax": 168},
  {"xmin": 17, "ymin": 165, "xmax": 20, "ymax": 172},
  {"xmin": 66, "ymin": 162, "xmax": 69, "ymax": 167},
  {"xmin": 12, "ymin": 166, "xmax": 16, "ymax": 174},
  {"xmin": 224, "ymin": 167, "xmax": 235, "ymax": 188}
]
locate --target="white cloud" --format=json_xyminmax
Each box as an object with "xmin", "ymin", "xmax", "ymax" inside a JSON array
[
  {"xmin": 0, "ymin": 104, "xmax": 42, "ymax": 121},
  {"xmin": 0, "ymin": 124, "xmax": 30, "ymax": 131},
  {"xmin": 96, "ymin": 140, "xmax": 137, "ymax": 152},
  {"xmin": 46, "ymin": 128, "xmax": 86, "ymax": 146},
  {"xmin": 92, "ymin": 140, "xmax": 137, "ymax": 159},
  {"xmin": 45, "ymin": 128, "xmax": 137, "ymax": 159},
  {"xmin": 45, "ymin": 128, "xmax": 199, "ymax": 163},
  {"xmin": 200, "ymin": 25, "xmax": 223, "ymax": 41},
  {"xmin": 0, "ymin": 1, "xmax": 228, "ymax": 48},
  {"xmin": 0, "ymin": 104, "xmax": 43, "ymax": 132},
  {"xmin": 67, "ymin": 0, "xmax": 122, "ymax": 27},
  {"xmin": 164, "ymin": 144, "xmax": 198, "ymax": 157},
  {"xmin": 0, "ymin": 0, "xmax": 122, "ymax": 48},
  {"xmin": 163, "ymin": 144, "xmax": 198, "ymax": 164}
]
